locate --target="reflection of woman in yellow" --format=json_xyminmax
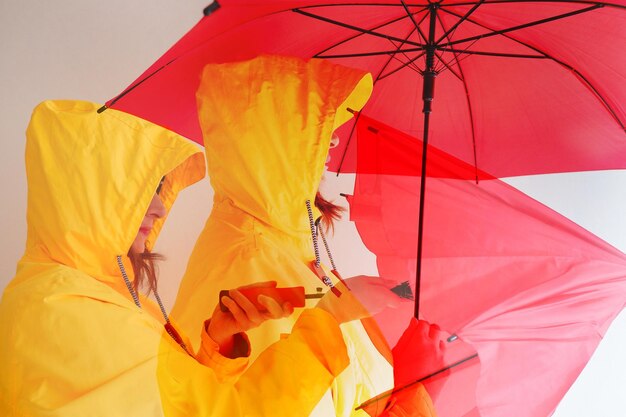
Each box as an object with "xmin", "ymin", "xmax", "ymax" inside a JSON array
[
  {"xmin": 0, "ymin": 100, "xmax": 361, "ymax": 416},
  {"xmin": 172, "ymin": 55, "xmax": 436, "ymax": 416}
]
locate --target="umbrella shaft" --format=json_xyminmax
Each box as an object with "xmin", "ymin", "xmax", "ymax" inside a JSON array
[
  {"xmin": 414, "ymin": 110, "xmax": 431, "ymax": 318},
  {"xmin": 415, "ymin": 4, "xmax": 439, "ymax": 318}
]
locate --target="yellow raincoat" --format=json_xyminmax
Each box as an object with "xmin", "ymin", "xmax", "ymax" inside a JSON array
[
  {"xmin": 172, "ymin": 55, "xmax": 395, "ymax": 416},
  {"xmin": 0, "ymin": 100, "xmax": 352, "ymax": 416}
]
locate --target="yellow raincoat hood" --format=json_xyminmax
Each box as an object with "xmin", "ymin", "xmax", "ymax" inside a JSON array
[
  {"xmin": 197, "ymin": 54, "xmax": 372, "ymax": 236},
  {"xmin": 21, "ymin": 100, "xmax": 205, "ymax": 285}
]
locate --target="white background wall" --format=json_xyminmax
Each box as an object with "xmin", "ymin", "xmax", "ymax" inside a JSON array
[{"xmin": 0, "ymin": 1, "xmax": 624, "ymax": 415}]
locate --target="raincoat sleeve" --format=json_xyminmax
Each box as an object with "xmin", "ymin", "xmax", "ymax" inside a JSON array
[
  {"xmin": 358, "ymin": 383, "xmax": 437, "ymax": 417},
  {"xmin": 160, "ymin": 308, "xmax": 350, "ymax": 417},
  {"xmin": 379, "ymin": 385, "xmax": 438, "ymax": 417},
  {"xmin": 162, "ymin": 316, "xmax": 251, "ymax": 384},
  {"xmin": 194, "ymin": 320, "xmax": 251, "ymax": 383}
]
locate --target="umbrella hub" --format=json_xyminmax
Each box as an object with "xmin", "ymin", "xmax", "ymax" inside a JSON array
[
  {"xmin": 422, "ymin": 69, "xmax": 437, "ymax": 114},
  {"xmin": 422, "ymin": 2, "xmax": 440, "ymax": 114}
]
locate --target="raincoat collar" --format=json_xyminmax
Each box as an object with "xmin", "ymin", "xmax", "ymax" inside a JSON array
[
  {"xmin": 21, "ymin": 100, "xmax": 205, "ymax": 285},
  {"xmin": 197, "ymin": 55, "xmax": 372, "ymax": 237}
]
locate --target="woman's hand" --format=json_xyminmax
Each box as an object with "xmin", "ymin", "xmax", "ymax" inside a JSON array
[
  {"xmin": 392, "ymin": 319, "xmax": 446, "ymax": 387},
  {"xmin": 207, "ymin": 281, "xmax": 294, "ymax": 357},
  {"xmin": 316, "ymin": 275, "xmax": 407, "ymax": 324}
]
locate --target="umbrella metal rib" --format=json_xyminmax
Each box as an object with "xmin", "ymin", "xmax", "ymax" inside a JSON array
[
  {"xmin": 439, "ymin": 4, "xmax": 604, "ymax": 48},
  {"xmin": 317, "ymin": 46, "xmax": 547, "ymax": 59},
  {"xmin": 355, "ymin": 352, "xmax": 480, "ymax": 411},
  {"xmin": 435, "ymin": 0, "xmax": 485, "ymax": 44},
  {"xmin": 434, "ymin": 13, "xmax": 480, "ymax": 182},
  {"xmin": 293, "ymin": 8, "xmax": 427, "ymax": 47},
  {"xmin": 308, "ymin": 7, "xmax": 428, "ymax": 57},
  {"xmin": 99, "ymin": 58, "xmax": 176, "ymax": 112},
  {"xmin": 439, "ymin": 6, "xmax": 626, "ymax": 129},
  {"xmin": 334, "ymin": 24, "xmax": 425, "ymax": 175}
]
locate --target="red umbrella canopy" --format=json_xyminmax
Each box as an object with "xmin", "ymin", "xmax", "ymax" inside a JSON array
[
  {"xmin": 106, "ymin": 0, "xmax": 626, "ymax": 178},
  {"xmin": 346, "ymin": 114, "xmax": 626, "ymax": 417}
]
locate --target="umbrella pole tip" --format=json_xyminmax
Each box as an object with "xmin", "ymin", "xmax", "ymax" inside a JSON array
[
  {"xmin": 203, "ymin": 1, "xmax": 220, "ymax": 16},
  {"xmin": 96, "ymin": 105, "xmax": 107, "ymax": 114}
]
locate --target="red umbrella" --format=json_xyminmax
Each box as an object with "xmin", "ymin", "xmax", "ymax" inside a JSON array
[
  {"xmin": 101, "ymin": 2, "xmax": 626, "ymax": 415},
  {"xmin": 103, "ymin": 0, "xmax": 626, "ymax": 315},
  {"xmin": 103, "ymin": 0, "xmax": 626, "ymax": 177},
  {"xmin": 344, "ymin": 113, "xmax": 626, "ymax": 416}
]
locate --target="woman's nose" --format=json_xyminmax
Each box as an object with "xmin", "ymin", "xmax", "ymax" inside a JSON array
[
  {"xmin": 329, "ymin": 133, "xmax": 340, "ymax": 149},
  {"xmin": 148, "ymin": 194, "xmax": 167, "ymax": 219}
]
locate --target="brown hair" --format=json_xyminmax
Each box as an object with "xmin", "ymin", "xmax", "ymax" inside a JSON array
[
  {"xmin": 128, "ymin": 250, "xmax": 164, "ymax": 295},
  {"xmin": 315, "ymin": 191, "xmax": 344, "ymax": 234}
]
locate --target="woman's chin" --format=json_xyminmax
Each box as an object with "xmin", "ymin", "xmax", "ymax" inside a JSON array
[{"xmin": 130, "ymin": 240, "xmax": 146, "ymax": 255}]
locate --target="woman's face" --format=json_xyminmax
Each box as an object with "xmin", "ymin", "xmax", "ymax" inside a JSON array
[
  {"xmin": 320, "ymin": 133, "xmax": 340, "ymax": 193},
  {"xmin": 130, "ymin": 193, "xmax": 166, "ymax": 253},
  {"xmin": 324, "ymin": 132, "xmax": 340, "ymax": 170}
]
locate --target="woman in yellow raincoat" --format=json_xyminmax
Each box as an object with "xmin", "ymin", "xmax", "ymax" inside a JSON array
[
  {"xmin": 172, "ymin": 55, "xmax": 438, "ymax": 417},
  {"xmin": 0, "ymin": 100, "xmax": 365, "ymax": 416}
]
